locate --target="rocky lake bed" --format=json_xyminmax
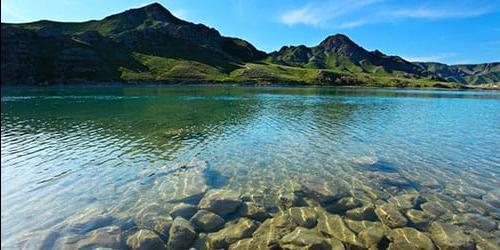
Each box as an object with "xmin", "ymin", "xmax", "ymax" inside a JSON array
[
  {"xmin": 2, "ymin": 86, "xmax": 499, "ymax": 250},
  {"xmin": 16, "ymin": 157, "xmax": 500, "ymax": 250}
]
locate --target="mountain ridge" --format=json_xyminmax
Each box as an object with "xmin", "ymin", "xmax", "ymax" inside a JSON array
[{"xmin": 2, "ymin": 2, "xmax": 498, "ymax": 87}]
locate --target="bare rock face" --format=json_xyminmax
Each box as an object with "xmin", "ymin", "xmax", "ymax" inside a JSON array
[
  {"xmin": 429, "ymin": 222, "xmax": 474, "ymax": 250},
  {"xmin": 127, "ymin": 229, "xmax": 166, "ymax": 250},
  {"xmin": 198, "ymin": 189, "xmax": 242, "ymax": 216},
  {"xmin": 167, "ymin": 217, "xmax": 196, "ymax": 250}
]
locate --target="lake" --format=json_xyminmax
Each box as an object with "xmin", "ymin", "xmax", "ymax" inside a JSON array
[{"xmin": 1, "ymin": 85, "xmax": 499, "ymax": 249}]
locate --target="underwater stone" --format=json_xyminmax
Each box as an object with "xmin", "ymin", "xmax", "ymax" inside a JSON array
[
  {"xmin": 191, "ymin": 232, "xmax": 209, "ymax": 250},
  {"xmin": 420, "ymin": 201, "xmax": 449, "ymax": 217},
  {"xmin": 327, "ymin": 196, "xmax": 362, "ymax": 213},
  {"xmin": 387, "ymin": 227, "xmax": 435, "ymax": 250},
  {"xmin": 251, "ymin": 211, "xmax": 298, "ymax": 246},
  {"xmin": 279, "ymin": 227, "xmax": 330, "ymax": 249},
  {"xmin": 278, "ymin": 192, "xmax": 299, "ymax": 209},
  {"xmin": 167, "ymin": 217, "xmax": 196, "ymax": 250},
  {"xmin": 207, "ymin": 218, "xmax": 258, "ymax": 249},
  {"xmin": 344, "ymin": 219, "xmax": 382, "ymax": 233},
  {"xmin": 482, "ymin": 190, "xmax": 500, "ymax": 208},
  {"xmin": 358, "ymin": 225, "xmax": 387, "ymax": 248},
  {"xmin": 198, "ymin": 189, "xmax": 242, "ymax": 216},
  {"xmin": 75, "ymin": 226, "xmax": 125, "ymax": 249},
  {"xmin": 316, "ymin": 211, "xmax": 362, "ymax": 247},
  {"xmin": 345, "ymin": 204, "xmax": 377, "ymax": 221},
  {"xmin": 190, "ymin": 210, "xmax": 225, "ymax": 232},
  {"xmin": 459, "ymin": 213, "xmax": 497, "ymax": 232},
  {"xmin": 152, "ymin": 218, "xmax": 173, "ymax": 240},
  {"xmin": 429, "ymin": 222, "xmax": 474, "ymax": 250},
  {"xmin": 237, "ymin": 202, "xmax": 270, "ymax": 222},
  {"xmin": 126, "ymin": 229, "xmax": 166, "ymax": 250},
  {"xmin": 388, "ymin": 194, "xmax": 425, "ymax": 211},
  {"xmin": 466, "ymin": 197, "xmax": 498, "ymax": 215},
  {"xmin": 375, "ymin": 204, "xmax": 408, "ymax": 228},
  {"xmin": 170, "ymin": 203, "xmax": 198, "ymax": 220},
  {"xmin": 295, "ymin": 176, "xmax": 350, "ymax": 204},
  {"xmin": 288, "ymin": 207, "xmax": 318, "ymax": 228},
  {"xmin": 405, "ymin": 209, "xmax": 434, "ymax": 231}
]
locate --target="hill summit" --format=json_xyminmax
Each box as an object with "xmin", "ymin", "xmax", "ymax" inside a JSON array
[{"xmin": 1, "ymin": 3, "xmax": 498, "ymax": 86}]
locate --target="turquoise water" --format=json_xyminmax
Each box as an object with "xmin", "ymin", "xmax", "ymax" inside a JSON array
[{"xmin": 1, "ymin": 86, "xmax": 499, "ymax": 249}]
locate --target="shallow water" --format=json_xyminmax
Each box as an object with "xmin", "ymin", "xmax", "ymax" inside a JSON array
[{"xmin": 1, "ymin": 86, "xmax": 499, "ymax": 249}]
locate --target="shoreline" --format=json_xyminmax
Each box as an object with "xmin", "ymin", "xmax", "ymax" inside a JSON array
[{"xmin": 2, "ymin": 81, "xmax": 499, "ymax": 91}]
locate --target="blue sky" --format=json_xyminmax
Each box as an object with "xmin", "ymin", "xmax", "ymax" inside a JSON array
[{"xmin": 2, "ymin": 0, "xmax": 499, "ymax": 64}]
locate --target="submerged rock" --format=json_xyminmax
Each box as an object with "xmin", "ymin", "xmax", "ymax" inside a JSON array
[
  {"xmin": 386, "ymin": 227, "xmax": 435, "ymax": 250},
  {"xmin": 288, "ymin": 207, "xmax": 318, "ymax": 228},
  {"xmin": 482, "ymin": 190, "xmax": 500, "ymax": 208},
  {"xmin": 251, "ymin": 210, "xmax": 299, "ymax": 246},
  {"xmin": 294, "ymin": 176, "xmax": 350, "ymax": 205},
  {"xmin": 358, "ymin": 225, "xmax": 387, "ymax": 249},
  {"xmin": 127, "ymin": 229, "xmax": 166, "ymax": 250},
  {"xmin": 429, "ymin": 222, "xmax": 474, "ymax": 250},
  {"xmin": 316, "ymin": 211, "xmax": 362, "ymax": 247},
  {"xmin": 420, "ymin": 201, "xmax": 449, "ymax": 217},
  {"xmin": 388, "ymin": 194, "xmax": 425, "ymax": 211},
  {"xmin": 167, "ymin": 217, "xmax": 196, "ymax": 250},
  {"xmin": 327, "ymin": 196, "xmax": 362, "ymax": 213},
  {"xmin": 170, "ymin": 203, "xmax": 198, "ymax": 219},
  {"xmin": 62, "ymin": 226, "xmax": 126, "ymax": 250},
  {"xmin": 458, "ymin": 213, "xmax": 497, "ymax": 232},
  {"xmin": 344, "ymin": 219, "xmax": 382, "ymax": 233},
  {"xmin": 345, "ymin": 204, "xmax": 377, "ymax": 221},
  {"xmin": 279, "ymin": 227, "xmax": 331, "ymax": 249},
  {"xmin": 237, "ymin": 202, "xmax": 270, "ymax": 222},
  {"xmin": 375, "ymin": 204, "xmax": 408, "ymax": 228},
  {"xmin": 278, "ymin": 192, "xmax": 300, "ymax": 209},
  {"xmin": 198, "ymin": 189, "xmax": 242, "ymax": 216},
  {"xmin": 190, "ymin": 210, "xmax": 225, "ymax": 232},
  {"xmin": 153, "ymin": 218, "xmax": 173, "ymax": 240},
  {"xmin": 405, "ymin": 209, "xmax": 434, "ymax": 231},
  {"xmin": 207, "ymin": 218, "xmax": 258, "ymax": 249}
]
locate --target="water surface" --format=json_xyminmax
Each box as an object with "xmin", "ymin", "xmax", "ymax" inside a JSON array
[{"xmin": 1, "ymin": 86, "xmax": 499, "ymax": 248}]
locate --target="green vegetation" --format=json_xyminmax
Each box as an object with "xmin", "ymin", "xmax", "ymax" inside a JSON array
[{"xmin": 1, "ymin": 3, "xmax": 497, "ymax": 88}]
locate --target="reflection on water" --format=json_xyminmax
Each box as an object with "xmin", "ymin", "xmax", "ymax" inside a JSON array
[{"xmin": 1, "ymin": 86, "xmax": 500, "ymax": 249}]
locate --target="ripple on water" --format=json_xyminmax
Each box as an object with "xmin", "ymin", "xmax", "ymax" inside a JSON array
[{"xmin": 1, "ymin": 86, "xmax": 499, "ymax": 249}]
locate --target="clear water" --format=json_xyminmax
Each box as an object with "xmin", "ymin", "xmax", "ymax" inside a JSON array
[{"xmin": 1, "ymin": 86, "xmax": 499, "ymax": 248}]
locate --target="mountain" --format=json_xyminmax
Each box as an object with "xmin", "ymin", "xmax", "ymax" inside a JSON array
[
  {"xmin": 1, "ymin": 3, "xmax": 265, "ymax": 84},
  {"xmin": 1, "ymin": 3, "xmax": 498, "ymax": 87},
  {"xmin": 269, "ymin": 34, "xmax": 425, "ymax": 77},
  {"xmin": 415, "ymin": 62, "xmax": 500, "ymax": 84}
]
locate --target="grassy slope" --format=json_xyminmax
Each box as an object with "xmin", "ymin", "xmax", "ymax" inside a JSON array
[
  {"xmin": 118, "ymin": 54, "xmax": 457, "ymax": 88},
  {"xmin": 4, "ymin": 21, "xmax": 463, "ymax": 88}
]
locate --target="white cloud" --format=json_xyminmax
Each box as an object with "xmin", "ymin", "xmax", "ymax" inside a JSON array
[
  {"xmin": 385, "ymin": 7, "xmax": 491, "ymax": 19},
  {"xmin": 338, "ymin": 19, "xmax": 369, "ymax": 29},
  {"xmin": 280, "ymin": 0, "xmax": 381, "ymax": 27},
  {"xmin": 279, "ymin": 0, "xmax": 496, "ymax": 29}
]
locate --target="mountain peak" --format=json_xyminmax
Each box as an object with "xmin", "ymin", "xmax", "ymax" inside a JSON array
[
  {"xmin": 104, "ymin": 2, "xmax": 185, "ymax": 25},
  {"xmin": 318, "ymin": 34, "xmax": 356, "ymax": 48}
]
